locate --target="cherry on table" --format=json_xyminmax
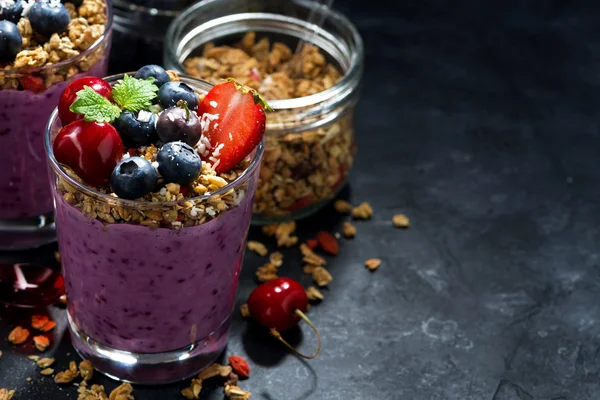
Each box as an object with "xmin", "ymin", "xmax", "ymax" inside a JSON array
[
  {"xmin": 247, "ymin": 277, "xmax": 321, "ymax": 359},
  {"xmin": 59, "ymin": 77, "xmax": 113, "ymax": 126}
]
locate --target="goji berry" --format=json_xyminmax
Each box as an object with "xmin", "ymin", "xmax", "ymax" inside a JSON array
[
  {"xmin": 306, "ymin": 239, "xmax": 318, "ymax": 249},
  {"xmin": 19, "ymin": 76, "xmax": 45, "ymax": 94},
  {"xmin": 228, "ymin": 355, "xmax": 250, "ymax": 378},
  {"xmin": 316, "ymin": 231, "xmax": 339, "ymax": 255}
]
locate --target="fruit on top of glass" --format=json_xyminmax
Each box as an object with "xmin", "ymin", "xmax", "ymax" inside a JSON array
[
  {"xmin": 156, "ymin": 141, "xmax": 202, "ymax": 185},
  {"xmin": 158, "ymin": 81, "xmax": 199, "ymax": 111},
  {"xmin": 28, "ymin": 0, "xmax": 71, "ymax": 37},
  {"xmin": 53, "ymin": 120, "xmax": 124, "ymax": 187},
  {"xmin": 58, "ymin": 77, "xmax": 113, "ymax": 126},
  {"xmin": 114, "ymin": 110, "xmax": 158, "ymax": 148},
  {"xmin": 110, "ymin": 156, "xmax": 158, "ymax": 200},
  {"xmin": 156, "ymin": 105, "xmax": 202, "ymax": 146},
  {"xmin": 0, "ymin": 20, "xmax": 22, "ymax": 62},
  {"xmin": 134, "ymin": 64, "xmax": 170, "ymax": 88},
  {"xmin": 0, "ymin": 0, "xmax": 23, "ymax": 23}
]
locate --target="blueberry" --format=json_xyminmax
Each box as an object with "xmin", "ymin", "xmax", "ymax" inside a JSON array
[
  {"xmin": 156, "ymin": 106, "xmax": 202, "ymax": 146},
  {"xmin": 114, "ymin": 110, "xmax": 158, "ymax": 148},
  {"xmin": 0, "ymin": 0, "xmax": 23, "ymax": 23},
  {"xmin": 28, "ymin": 1, "xmax": 70, "ymax": 37},
  {"xmin": 110, "ymin": 157, "xmax": 158, "ymax": 200},
  {"xmin": 156, "ymin": 141, "xmax": 202, "ymax": 185},
  {"xmin": 0, "ymin": 20, "xmax": 22, "ymax": 62},
  {"xmin": 62, "ymin": 0, "xmax": 83, "ymax": 6},
  {"xmin": 134, "ymin": 65, "xmax": 170, "ymax": 88},
  {"xmin": 158, "ymin": 81, "xmax": 199, "ymax": 111}
]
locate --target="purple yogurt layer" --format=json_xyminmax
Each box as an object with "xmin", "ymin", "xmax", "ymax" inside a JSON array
[
  {"xmin": 0, "ymin": 59, "xmax": 108, "ymax": 219},
  {"xmin": 54, "ymin": 188, "xmax": 255, "ymax": 354}
]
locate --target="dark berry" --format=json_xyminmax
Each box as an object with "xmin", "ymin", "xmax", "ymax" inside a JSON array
[
  {"xmin": 0, "ymin": 0, "xmax": 23, "ymax": 23},
  {"xmin": 110, "ymin": 157, "xmax": 158, "ymax": 200},
  {"xmin": 158, "ymin": 81, "xmax": 199, "ymax": 111},
  {"xmin": 28, "ymin": 1, "xmax": 70, "ymax": 37},
  {"xmin": 156, "ymin": 106, "xmax": 202, "ymax": 146},
  {"xmin": 0, "ymin": 20, "xmax": 21, "ymax": 62},
  {"xmin": 134, "ymin": 65, "xmax": 170, "ymax": 88},
  {"xmin": 156, "ymin": 141, "xmax": 201, "ymax": 185},
  {"xmin": 113, "ymin": 110, "xmax": 158, "ymax": 148}
]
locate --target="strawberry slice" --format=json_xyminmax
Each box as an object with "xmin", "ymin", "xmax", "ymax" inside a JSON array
[
  {"xmin": 19, "ymin": 76, "xmax": 46, "ymax": 94},
  {"xmin": 197, "ymin": 80, "xmax": 271, "ymax": 173}
]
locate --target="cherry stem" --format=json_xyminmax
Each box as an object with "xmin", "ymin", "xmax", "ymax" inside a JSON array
[
  {"xmin": 177, "ymin": 100, "xmax": 190, "ymax": 120},
  {"xmin": 269, "ymin": 309, "xmax": 322, "ymax": 360}
]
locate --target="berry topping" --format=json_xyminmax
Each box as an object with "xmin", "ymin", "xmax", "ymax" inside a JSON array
[
  {"xmin": 156, "ymin": 141, "xmax": 201, "ymax": 185},
  {"xmin": 197, "ymin": 79, "xmax": 271, "ymax": 173},
  {"xmin": 156, "ymin": 103, "xmax": 202, "ymax": 146},
  {"xmin": 113, "ymin": 110, "xmax": 158, "ymax": 148},
  {"xmin": 158, "ymin": 81, "xmax": 198, "ymax": 111},
  {"xmin": 59, "ymin": 77, "xmax": 113, "ymax": 126},
  {"xmin": 110, "ymin": 157, "xmax": 158, "ymax": 200},
  {"xmin": 0, "ymin": 0, "xmax": 23, "ymax": 23},
  {"xmin": 19, "ymin": 75, "xmax": 45, "ymax": 93},
  {"xmin": 53, "ymin": 120, "xmax": 124, "ymax": 186},
  {"xmin": 0, "ymin": 20, "xmax": 22, "ymax": 62},
  {"xmin": 134, "ymin": 65, "xmax": 170, "ymax": 88},
  {"xmin": 28, "ymin": 0, "xmax": 71, "ymax": 37}
]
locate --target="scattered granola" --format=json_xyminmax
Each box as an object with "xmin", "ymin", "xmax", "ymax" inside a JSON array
[
  {"xmin": 27, "ymin": 355, "xmax": 40, "ymax": 361},
  {"xmin": 268, "ymin": 251, "xmax": 284, "ymax": 267},
  {"xmin": 108, "ymin": 383, "xmax": 134, "ymax": 400},
  {"xmin": 54, "ymin": 361, "xmax": 79, "ymax": 383},
  {"xmin": 247, "ymin": 240, "xmax": 268, "ymax": 256},
  {"xmin": 333, "ymin": 199, "xmax": 353, "ymax": 214},
  {"xmin": 312, "ymin": 267, "xmax": 333, "ymax": 287},
  {"xmin": 184, "ymin": 32, "xmax": 353, "ymax": 220},
  {"xmin": 181, "ymin": 378, "xmax": 202, "ymax": 399},
  {"xmin": 79, "ymin": 360, "xmax": 94, "ymax": 381},
  {"xmin": 55, "ymin": 250, "xmax": 61, "ymax": 263},
  {"xmin": 256, "ymin": 262, "xmax": 278, "ymax": 283},
  {"xmin": 300, "ymin": 243, "xmax": 326, "ymax": 267},
  {"xmin": 31, "ymin": 315, "xmax": 49, "ymax": 330},
  {"xmin": 77, "ymin": 381, "xmax": 108, "ymax": 400},
  {"xmin": 37, "ymin": 358, "xmax": 55, "ymax": 368},
  {"xmin": 0, "ymin": 351, "xmax": 2, "ymax": 358},
  {"xmin": 33, "ymin": 335, "xmax": 50, "ymax": 352},
  {"xmin": 228, "ymin": 356, "xmax": 250, "ymax": 378},
  {"xmin": 240, "ymin": 303, "xmax": 251, "ymax": 318},
  {"xmin": 40, "ymin": 368, "xmax": 54, "ymax": 376},
  {"xmin": 365, "ymin": 258, "xmax": 382, "ymax": 271},
  {"xmin": 0, "ymin": 389, "xmax": 15, "ymax": 400},
  {"xmin": 306, "ymin": 286, "xmax": 324, "ymax": 302},
  {"xmin": 197, "ymin": 364, "xmax": 232, "ymax": 381},
  {"xmin": 224, "ymin": 384, "xmax": 252, "ymax": 400},
  {"xmin": 274, "ymin": 221, "xmax": 298, "ymax": 247},
  {"xmin": 352, "ymin": 202, "xmax": 374, "ymax": 220},
  {"xmin": 316, "ymin": 231, "xmax": 339, "ymax": 255},
  {"xmin": 342, "ymin": 221, "xmax": 357, "ymax": 238},
  {"xmin": 8, "ymin": 326, "xmax": 29, "ymax": 345},
  {"xmin": 392, "ymin": 213, "xmax": 410, "ymax": 228}
]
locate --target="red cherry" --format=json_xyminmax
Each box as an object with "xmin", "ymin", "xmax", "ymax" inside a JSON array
[
  {"xmin": 58, "ymin": 77, "xmax": 113, "ymax": 126},
  {"xmin": 247, "ymin": 277, "xmax": 321, "ymax": 359},
  {"xmin": 53, "ymin": 120, "xmax": 124, "ymax": 187}
]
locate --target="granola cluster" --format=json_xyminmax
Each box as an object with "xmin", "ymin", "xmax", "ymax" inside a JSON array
[
  {"xmin": 184, "ymin": 32, "xmax": 355, "ymax": 220},
  {"xmin": 57, "ymin": 152, "xmax": 252, "ymax": 230},
  {"xmin": 0, "ymin": 0, "xmax": 108, "ymax": 90}
]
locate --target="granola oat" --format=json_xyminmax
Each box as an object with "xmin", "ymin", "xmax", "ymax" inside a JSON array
[
  {"xmin": 256, "ymin": 262, "xmax": 278, "ymax": 283},
  {"xmin": 37, "ymin": 358, "xmax": 55, "ymax": 368},
  {"xmin": 0, "ymin": 389, "xmax": 15, "ymax": 400},
  {"xmin": 300, "ymin": 243, "xmax": 326, "ymax": 267},
  {"xmin": 224, "ymin": 384, "xmax": 252, "ymax": 400},
  {"xmin": 8, "ymin": 326, "xmax": 29, "ymax": 345},
  {"xmin": 54, "ymin": 362, "xmax": 79, "ymax": 384},
  {"xmin": 352, "ymin": 202, "xmax": 374, "ymax": 220},
  {"xmin": 268, "ymin": 251, "xmax": 284, "ymax": 267},
  {"xmin": 312, "ymin": 266, "xmax": 333, "ymax": 287},
  {"xmin": 1, "ymin": 0, "xmax": 109, "ymax": 91},
  {"xmin": 181, "ymin": 378, "xmax": 202, "ymax": 399},
  {"xmin": 306, "ymin": 286, "xmax": 324, "ymax": 301},
  {"xmin": 40, "ymin": 368, "xmax": 54, "ymax": 376},
  {"xmin": 79, "ymin": 360, "xmax": 94, "ymax": 381},
  {"xmin": 247, "ymin": 240, "xmax": 268, "ymax": 256},
  {"xmin": 342, "ymin": 221, "xmax": 357, "ymax": 238},
  {"xmin": 184, "ymin": 32, "xmax": 354, "ymax": 220},
  {"xmin": 365, "ymin": 258, "xmax": 382, "ymax": 271},
  {"xmin": 392, "ymin": 213, "xmax": 410, "ymax": 228},
  {"xmin": 33, "ymin": 335, "xmax": 50, "ymax": 352},
  {"xmin": 334, "ymin": 199, "xmax": 353, "ymax": 214},
  {"xmin": 108, "ymin": 383, "xmax": 134, "ymax": 400},
  {"xmin": 78, "ymin": 381, "xmax": 109, "ymax": 400},
  {"xmin": 197, "ymin": 364, "xmax": 232, "ymax": 381},
  {"xmin": 240, "ymin": 304, "xmax": 251, "ymax": 318}
]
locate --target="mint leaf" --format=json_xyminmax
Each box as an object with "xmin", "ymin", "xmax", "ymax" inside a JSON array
[
  {"xmin": 69, "ymin": 86, "xmax": 121, "ymax": 123},
  {"xmin": 112, "ymin": 74, "xmax": 159, "ymax": 112}
]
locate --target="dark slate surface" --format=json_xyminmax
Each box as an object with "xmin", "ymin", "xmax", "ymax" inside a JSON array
[{"xmin": 3, "ymin": 0, "xmax": 600, "ymax": 398}]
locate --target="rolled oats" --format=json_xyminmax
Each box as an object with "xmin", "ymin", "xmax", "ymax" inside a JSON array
[
  {"xmin": 37, "ymin": 358, "xmax": 55, "ymax": 368},
  {"xmin": 365, "ymin": 258, "xmax": 382, "ymax": 271},
  {"xmin": 247, "ymin": 240, "xmax": 268, "ymax": 256},
  {"xmin": 312, "ymin": 266, "xmax": 333, "ymax": 287},
  {"xmin": 392, "ymin": 213, "xmax": 410, "ymax": 228},
  {"xmin": 40, "ymin": 368, "xmax": 54, "ymax": 376},
  {"xmin": 352, "ymin": 202, "xmax": 373, "ymax": 220},
  {"xmin": 78, "ymin": 381, "xmax": 108, "ymax": 400},
  {"xmin": 184, "ymin": 32, "xmax": 354, "ymax": 220},
  {"xmin": 342, "ymin": 221, "xmax": 356, "ymax": 238}
]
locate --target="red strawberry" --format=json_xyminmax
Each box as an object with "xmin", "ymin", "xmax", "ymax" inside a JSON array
[
  {"xmin": 197, "ymin": 80, "xmax": 270, "ymax": 173},
  {"xmin": 19, "ymin": 76, "xmax": 45, "ymax": 94}
]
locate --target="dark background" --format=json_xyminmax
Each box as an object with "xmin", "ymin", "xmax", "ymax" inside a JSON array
[{"xmin": 3, "ymin": 0, "xmax": 600, "ymax": 398}]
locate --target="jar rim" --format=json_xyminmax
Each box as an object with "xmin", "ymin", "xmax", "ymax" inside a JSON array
[
  {"xmin": 44, "ymin": 73, "xmax": 264, "ymax": 208},
  {"xmin": 164, "ymin": 0, "xmax": 364, "ymax": 111},
  {"xmin": 111, "ymin": 0, "xmax": 189, "ymax": 18},
  {"xmin": 2, "ymin": 0, "xmax": 114, "ymax": 75}
]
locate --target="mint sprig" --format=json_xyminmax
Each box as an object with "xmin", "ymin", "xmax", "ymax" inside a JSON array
[
  {"xmin": 113, "ymin": 74, "xmax": 159, "ymax": 112},
  {"xmin": 69, "ymin": 87, "xmax": 121, "ymax": 123}
]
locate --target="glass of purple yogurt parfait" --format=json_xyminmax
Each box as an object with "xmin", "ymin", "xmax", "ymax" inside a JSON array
[
  {"xmin": 44, "ymin": 70, "xmax": 264, "ymax": 384},
  {"xmin": 0, "ymin": 0, "xmax": 113, "ymax": 250}
]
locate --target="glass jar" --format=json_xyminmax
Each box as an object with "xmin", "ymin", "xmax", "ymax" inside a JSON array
[
  {"xmin": 110, "ymin": 0, "xmax": 198, "ymax": 71},
  {"xmin": 45, "ymin": 74, "xmax": 262, "ymax": 384},
  {"xmin": 164, "ymin": 0, "xmax": 364, "ymax": 224},
  {"xmin": 0, "ymin": 0, "xmax": 113, "ymax": 250}
]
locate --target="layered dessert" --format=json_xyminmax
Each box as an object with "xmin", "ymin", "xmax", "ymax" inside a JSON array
[
  {"xmin": 0, "ymin": 0, "xmax": 111, "ymax": 220},
  {"xmin": 46, "ymin": 65, "xmax": 267, "ymax": 383},
  {"xmin": 184, "ymin": 32, "xmax": 357, "ymax": 221}
]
